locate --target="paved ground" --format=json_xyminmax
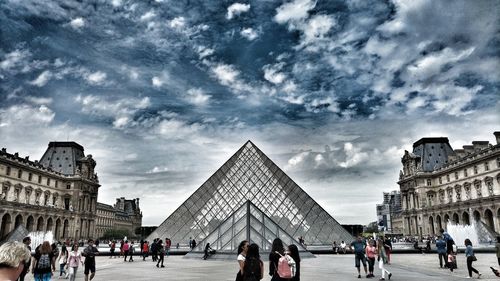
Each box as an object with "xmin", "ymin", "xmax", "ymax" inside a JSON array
[{"xmin": 23, "ymin": 253, "xmax": 500, "ymax": 280}]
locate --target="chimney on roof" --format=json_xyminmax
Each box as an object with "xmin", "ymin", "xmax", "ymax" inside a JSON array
[
  {"xmin": 472, "ymin": 141, "xmax": 489, "ymax": 151},
  {"xmin": 463, "ymin": 145, "xmax": 474, "ymax": 155},
  {"xmin": 454, "ymin": 149, "xmax": 466, "ymax": 159},
  {"xmin": 494, "ymin": 132, "xmax": 500, "ymax": 145}
]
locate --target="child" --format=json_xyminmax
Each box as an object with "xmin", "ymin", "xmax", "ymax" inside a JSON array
[{"xmin": 447, "ymin": 249, "xmax": 456, "ymax": 272}]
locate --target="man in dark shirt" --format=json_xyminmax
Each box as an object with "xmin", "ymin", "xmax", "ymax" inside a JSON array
[
  {"xmin": 350, "ymin": 236, "xmax": 367, "ymax": 279},
  {"xmin": 83, "ymin": 239, "xmax": 99, "ymax": 281}
]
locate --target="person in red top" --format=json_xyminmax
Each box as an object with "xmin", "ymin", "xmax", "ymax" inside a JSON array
[
  {"xmin": 365, "ymin": 239, "xmax": 377, "ymax": 278},
  {"xmin": 142, "ymin": 242, "xmax": 149, "ymax": 261},
  {"xmin": 165, "ymin": 238, "xmax": 171, "ymax": 257}
]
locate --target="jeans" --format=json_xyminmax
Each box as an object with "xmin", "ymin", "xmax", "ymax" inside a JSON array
[
  {"xmin": 467, "ymin": 256, "xmax": 479, "ymax": 277},
  {"xmin": 34, "ymin": 272, "xmax": 52, "ymax": 281},
  {"xmin": 438, "ymin": 252, "xmax": 446, "ymax": 267},
  {"xmin": 69, "ymin": 267, "xmax": 78, "ymax": 281},
  {"xmin": 60, "ymin": 263, "xmax": 67, "ymax": 276},
  {"xmin": 367, "ymin": 257, "xmax": 375, "ymax": 273}
]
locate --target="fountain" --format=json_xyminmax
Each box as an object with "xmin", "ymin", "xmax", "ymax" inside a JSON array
[
  {"xmin": 446, "ymin": 222, "xmax": 479, "ymax": 247},
  {"xmin": 28, "ymin": 231, "xmax": 54, "ymax": 249}
]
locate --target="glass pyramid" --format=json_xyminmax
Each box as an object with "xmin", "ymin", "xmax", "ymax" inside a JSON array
[{"xmin": 148, "ymin": 141, "xmax": 352, "ymax": 250}]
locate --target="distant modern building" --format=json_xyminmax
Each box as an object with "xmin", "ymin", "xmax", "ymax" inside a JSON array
[
  {"xmin": 0, "ymin": 142, "xmax": 100, "ymax": 241},
  {"xmin": 95, "ymin": 198, "xmax": 142, "ymax": 238},
  {"xmin": 376, "ymin": 190, "xmax": 402, "ymax": 233},
  {"xmin": 398, "ymin": 132, "xmax": 500, "ymax": 238}
]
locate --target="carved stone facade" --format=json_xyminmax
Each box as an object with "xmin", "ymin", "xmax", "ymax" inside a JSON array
[
  {"xmin": 0, "ymin": 142, "xmax": 100, "ymax": 241},
  {"xmin": 95, "ymin": 198, "xmax": 142, "ymax": 239},
  {"xmin": 398, "ymin": 132, "xmax": 500, "ymax": 237}
]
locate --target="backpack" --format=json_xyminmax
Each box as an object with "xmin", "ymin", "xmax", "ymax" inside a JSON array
[
  {"xmin": 37, "ymin": 254, "xmax": 51, "ymax": 269},
  {"xmin": 277, "ymin": 254, "xmax": 295, "ymax": 278},
  {"xmin": 243, "ymin": 257, "xmax": 262, "ymax": 281}
]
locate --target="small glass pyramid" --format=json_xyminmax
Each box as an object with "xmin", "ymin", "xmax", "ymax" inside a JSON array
[{"xmin": 148, "ymin": 141, "xmax": 352, "ymax": 250}]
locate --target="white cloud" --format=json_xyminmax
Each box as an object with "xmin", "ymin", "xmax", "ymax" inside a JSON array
[
  {"xmin": 140, "ymin": 11, "xmax": 156, "ymax": 22},
  {"xmin": 185, "ymin": 88, "xmax": 211, "ymax": 106},
  {"xmin": 85, "ymin": 71, "xmax": 107, "ymax": 85},
  {"xmin": 30, "ymin": 70, "xmax": 53, "ymax": 87},
  {"xmin": 240, "ymin": 27, "xmax": 258, "ymax": 41},
  {"xmin": 197, "ymin": 46, "xmax": 215, "ymax": 59},
  {"xmin": 0, "ymin": 104, "xmax": 55, "ymax": 127},
  {"xmin": 226, "ymin": 3, "xmax": 251, "ymax": 20},
  {"xmin": 0, "ymin": 49, "xmax": 31, "ymax": 70},
  {"xmin": 274, "ymin": 0, "xmax": 315, "ymax": 24},
  {"xmin": 24, "ymin": 96, "xmax": 53, "ymax": 105},
  {"xmin": 70, "ymin": 17, "xmax": 85, "ymax": 29},
  {"xmin": 212, "ymin": 63, "xmax": 240, "ymax": 85},
  {"xmin": 169, "ymin": 17, "xmax": 186, "ymax": 29},
  {"xmin": 263, "ymin": 63, "xmax": 286, "ymax": 84},
  {"xmin": 146, "ymin": 166, "xmax": 169, "ymax": 174},
  {"xmin": 302, "ymin": 15, "xmax": 335, "ymax": 43}
]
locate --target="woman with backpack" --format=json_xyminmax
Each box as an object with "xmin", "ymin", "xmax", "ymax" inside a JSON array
[
  {"xmin": 32, "ymin": 241, "xmax": 55, "ymax": 281},
  {"xmin": 66, "ymin": 244, "xmax": 83, "ymax": 281},
  {"xmin": 57, "ymin": 245, "xmax": 69, "ymax": 279},
  {"xmin": 236, "ymin": 240, "xmax": 249, "ymax": 281},
  {"xmin": 242, "ymin": 243, "xmax": 263, "ymax": 281},
  {"xmin": 287, "ymin": 244, "xmax": 301, "ymax": 281},
  {"xmin": 269, "ymin": 238, "xmax": 286, "ymax": 281}
]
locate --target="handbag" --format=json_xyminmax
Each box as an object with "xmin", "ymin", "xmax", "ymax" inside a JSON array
[{"xmin": 471, "ymin": 255, "xmax": 477, "ymax": 261}]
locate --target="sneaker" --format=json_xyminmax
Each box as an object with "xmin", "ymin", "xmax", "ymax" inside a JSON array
[
  {"xmin": 466, "ymin": 276, "xmax": 471, "ymax": 279},
  {"xmin": 358, "ymin": 275, "xmax": 361, "ymax": 278},
  {"xmin": 477, "ymin": 273, "xmax": 481, "ymax": 279},
  {"xmin": 161, "ymin": 265, "xmax": 165, "ymax": 268},
  {"xmin": 388, "ymin": 273, "xmax": 392, "ymax": 280},
  {"xmin": 156, "ymin": 264, "xmax": 159, "ymax": 268}
]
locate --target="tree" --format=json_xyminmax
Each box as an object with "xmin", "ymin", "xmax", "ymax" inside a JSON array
[{"xmin": 101, "ymin": 228, "xmax": 130, "ymax": 240}]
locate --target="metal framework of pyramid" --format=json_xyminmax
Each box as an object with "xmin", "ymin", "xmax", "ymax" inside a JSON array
[{"xmin": 148, "ymin": 141, "xmax": 352, "ymax": 251}]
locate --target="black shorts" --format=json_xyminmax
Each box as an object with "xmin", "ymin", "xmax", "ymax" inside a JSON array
[
  {"xmin": 84, "ymin": 262, "xmax": 95, "ymax": 274},
  {"xmin": 355, "ymin": 253, "xmax": 367, "ymax": 268}
]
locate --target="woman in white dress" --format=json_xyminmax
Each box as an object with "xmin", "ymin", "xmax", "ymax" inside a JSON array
[{"xmin": 236, "ymin": 240, "xmax": 249, "ymax": 281}]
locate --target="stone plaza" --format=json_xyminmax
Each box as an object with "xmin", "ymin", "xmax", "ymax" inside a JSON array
[{"xmin": 19, "ymin": 253, "xmax": 500, "ymax": 280}]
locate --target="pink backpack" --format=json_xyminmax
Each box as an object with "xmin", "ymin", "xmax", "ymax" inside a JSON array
[{"xmin": 277, "ymin": 254, "xmax": 293, "ymax": 278}]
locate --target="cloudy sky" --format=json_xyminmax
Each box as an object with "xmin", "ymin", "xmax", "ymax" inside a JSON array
[{"xmin": 1, "ymin": 0, "xmax": 499, "ymax": 226}]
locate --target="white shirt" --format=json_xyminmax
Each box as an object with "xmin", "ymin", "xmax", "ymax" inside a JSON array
[{"xmin": 237, "ymin": 254, "xmax": 245, "ymax": 261}]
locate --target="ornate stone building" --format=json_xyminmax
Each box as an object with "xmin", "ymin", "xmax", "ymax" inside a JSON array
[
  {"xmin": 398, "ymin": 132, "xmax": 500, "ymax": 237},
  {"xmin": 0, "ymin": 142, "xmax": 100, "ymax": 241},
  {"xmin": 95, "ymin": 198, "xmax": 142, "ymax": 238}
]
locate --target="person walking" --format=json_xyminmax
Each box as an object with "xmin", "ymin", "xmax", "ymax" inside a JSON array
[
  {"xmin": 440, "ymin": 229, "xmax": 455, "ymax": 254},
  {"xmin": 32, "ymin": 241, "xmax": 56, "ymax": 281},
  {"xmin": 350, "ymin": 236, "xmax": 368, "ymax": 279},
  {"xmin": 236, "ymin": 240, "xmax": 249, "ymax": 281},
  {"xmin": 464, "ymin": 238, "xmax": 481, "ymax": 279},
  {"xmin": 436, "ymin": 236, "xmax": 447, "ymax": 268},
  {"xmin": 242, "ymin": 243, "xmax": 263, "ymax": 281},
  {"xmin": 203, "ymin": 243, "xmax": 214, "ymax": 260},
  {"xmin": 156, "ymin": 240, "xmax": 165, "ymax": 268},
  {"xmin": 269, "ymin": 238, "xmax": 286, "ymax": 281},
  {"xmin": 340, "ymin": 241, "xmax": 347, "ymax": 254},
  {"xmin": 109, "ymin": 241, "xmax": 116, "ymax": 259},
  {"xmin": 142, "ymin": 241, "xmax": 149, "ymax": 261},
  {"xmin": 66, "ymin": 244, "xmax": 83, "ymax": 281},
  {"xmin": 18, "ymin": 236, "xmax": 32, "ymax": 281},
  {"xmin": 383, "ymin": 237, "xmax": 392, "ymax": 264},
  {"xmin": 123, "ymin": 241, "xmax": 130, "ymax": 262},
  {"xmin": 377, "ymin": 238, "xmax": 392, "ymax": 280},
  {"xmin": 165, "ymin": 238, "xmax": 171, "ymax": 257},
  {"xmin": 366, "ymin": 239, "xmax": 377, "ymax": 278},
  {"xmin": 57, "ymin": 245, "xmax": 69, "ymax": 279},
  {"xmin": 288, "ymin": 244, "xmax": 301, "ymax": 281},
  {"xmin": 151, "ymin": 239, "xmax": 158, "ymax": 262},
  {"xmin": 82, "ymin": 239, "xmax": 99, "ymax": 281},
  {"xmin": 128, "ymin": 242, "xmax": 135, "ymax": 262}
]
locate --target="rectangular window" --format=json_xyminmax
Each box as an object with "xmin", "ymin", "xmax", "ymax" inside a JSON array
[
  {"xmin": 454, "ymin": 172, "xmax": 458, "ymax": 180},
  {"xmin": 464, "ymin": 169, "xmax": 468, "ymax": 177},
  {"xmin": 474, "ymin": 165, "xmax": 478, "ymax": 174},
  {"xmin": 55, "ymin": 181, "xmax": 58, "ymax": 188},
  {"xmin": 17, "ymin": 169, "xmax": 22, "ymax": 179},
  {"xmin": 426, "ymin": 179, "xmax": 432, "ymax": 186},
  {"xmin": 497, "ymin": 157, "xmax": 500, "ymax": 168},
  {"xmin": 28, "ymin": 173, "xmax": 33, "ymax": 181},
  {"xmin": 439, "ymin": 177, "xmax": 442, "ymax": 184},
  {"xmin": 38, "ymin": 175, "xmax": 42, "ymax": 184},
  {"xmin": 6, "ymin": 166, "xmax": 11, "ymax": 176},
  {"xmin": 446, "ymin": 174, "xmax": 450, "ymax": 182},
  {"xmin": 484, "ymin": 162, "xmax": 489, "ymax": 171},
  {"xmin": 47, "ymin": 178, "xmax": 50, "ymax": 186},
  {"xmin": 66, "ymin": 184, "xmax": 71, "ymax": 190}
]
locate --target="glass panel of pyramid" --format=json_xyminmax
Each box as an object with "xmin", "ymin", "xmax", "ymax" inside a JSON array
[{"xmin": 148, "ymin": 141, "xmax": 352, "ymax": 248}]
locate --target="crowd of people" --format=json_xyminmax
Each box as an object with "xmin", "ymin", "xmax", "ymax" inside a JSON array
[{"xmin": 2, "ymin": 232, "xmax": 500, "ymax": 281}]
